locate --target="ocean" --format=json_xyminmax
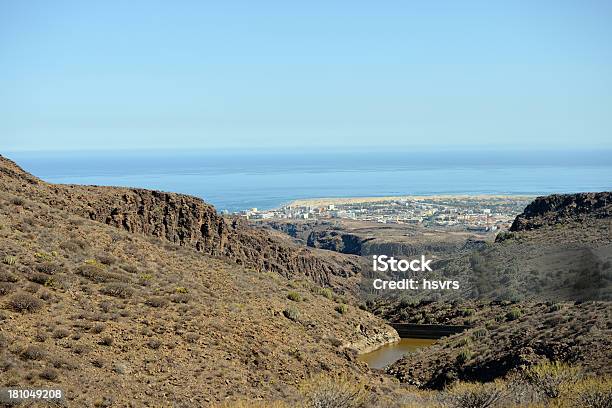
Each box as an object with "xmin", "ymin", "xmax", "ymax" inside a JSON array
[{"xmin": 6, "ymin": 149, "xmax": 612, "ymax": 212}]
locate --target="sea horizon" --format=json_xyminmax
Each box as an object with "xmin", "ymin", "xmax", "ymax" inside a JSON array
[{"xmin": 5, "ymin": 148, "xmax": 612, "ymax": 212}]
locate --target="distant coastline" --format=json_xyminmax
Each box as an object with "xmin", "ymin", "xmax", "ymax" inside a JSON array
[{"xmin": 283, "ymin": 194, "xmax": 537, "ymax": 209}]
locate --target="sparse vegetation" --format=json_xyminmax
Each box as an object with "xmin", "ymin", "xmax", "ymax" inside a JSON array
[
  {"xmin": 0, "ymin": 157, "xmax": 609, "ymax": 407},
  {"xmin": 145, "ymin": 296, "xmax": 167, "ymax": 308},
  {"xmin": 456, "ymin": 349, "xmax": 472, "ymax": 364},
  {"xmin": 335, "ymin": 304, "xmax": 348, "ymax": 314},
  {"xmin": 506, "ymin": 308, "xmax": 522, "ymax": 321},
  {"xmin": 22, "ymin": 345, "xmax": 46, "ymax": 360},
  {"xmin": 99, "ymin": 335, "xmax": 114, "ymax": 346},
  {"xmin": 40, "ymin": 367, "xmax": 59, "ymax": 381},
  {"xmin": 445, "ymin": 381, "xmax": 507, "ymax": 408},
  {"xmin": 100, "ymin": 282, "xmax": 133, "ymax": 298},
  {"xmin": 283, "ymin": 306, "xmax": 300, "ymax": 321},
  {"xmin": 287, "ymin": 291, "xmax": 302, "ymax": 302},
  {"xmin": 2, "ymin": 255, "xmax": 16, "ymax": 265},
  {"xmin": 299, "ymin": 374, "xmax": 369, "ymax": 408},
  {"xmin": 525, "ymin": 360, "xmax": 582, "ymax": 399},
  {"xmin": 8, "ymin": 292, "xmax": 43, "ymax": 312},
  {"xmin": 314, "ymin": 287, "xmax": 334, "ymax": 299}
]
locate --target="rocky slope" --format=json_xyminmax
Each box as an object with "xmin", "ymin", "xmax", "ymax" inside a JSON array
[
  {"xmin": 510, "ymin": 192, "xmax": 612, "ymax": 231},
  {"xmin": 0, "ymin": 155, "xmax": 400, "ymax": 406},
  {"xmin": 259, "ymin": 219, "xmax": 479, "ymax": 258},
  {"xmin": 378, "ymin": 192, "xmax": 612, "ymax": 389},
  {"xmin": 0, "ymin": 155, "xmax": 363, "ymax": 292},
  {"xmin": 388, "ymin": 301, "xmax": 611, "ymax": 389}
]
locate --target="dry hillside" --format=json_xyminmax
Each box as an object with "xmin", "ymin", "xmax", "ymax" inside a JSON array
[{"xmin": 0, "ymin": 155, "xmax": 398, "ymax": 406}]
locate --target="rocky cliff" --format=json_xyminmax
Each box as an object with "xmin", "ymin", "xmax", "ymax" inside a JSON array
[
  {"xmin": 510, "ymin": 192, "xmax": 611, "ymax": 231},
  {"xmin": 0, "ymin": 155, "xmax": 361, "ymax": 289}
]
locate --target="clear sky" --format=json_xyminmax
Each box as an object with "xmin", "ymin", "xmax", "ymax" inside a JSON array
[{"xmin": 1, "ymin": 1, "xmax": 611, "ymax": 151}]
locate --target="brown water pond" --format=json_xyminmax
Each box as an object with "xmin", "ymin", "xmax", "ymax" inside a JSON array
[{"xmin": 358, "ymin": 338, "xmax": 435, "ymax": 369}]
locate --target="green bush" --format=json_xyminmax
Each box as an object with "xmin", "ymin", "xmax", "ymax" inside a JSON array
[
  {"xmin": 472, "ymin": 328, "xmax": 487, "ymax": 339},
  {"xmin": 456, "ymin": 337, "xmax": 470, "ymax": 347},
  {"xmin": 456, "ymin": 349, "xmax": 472, "ymax": 364},
  {"xmin": 461, "ymin": 308, "xmax": 475, "ymax": 317},
  {"xmin": 549, "ymin": 303, "xmax": 564, "ymax": 312},
  {"xmin": 335, "ymin": 304, "xmax": 348, "ymax": 314},
  {"xmin": 283, "ymin": 307, "xmax": 300, "ymax": 321},
  {"xmin": 506, "ymin": 308, "xmax": 522, "ymax": 321},
  {"xmin": 287, "ymin": 291, "xmax": 302, "ymax": 302},
  {"xmin": 315, "ymin": 287, "xmax": 334, "ymax": 299},
  {"xmin": 2, "ymin": 255, "xmax": 16, "ymax": 266}
]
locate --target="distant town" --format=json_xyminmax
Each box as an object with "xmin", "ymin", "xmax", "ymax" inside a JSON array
[{"xmin": 231, "ymin": 195, "xmax": 533, "ymax": 232}]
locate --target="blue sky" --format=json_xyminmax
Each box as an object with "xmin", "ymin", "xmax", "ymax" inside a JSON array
[{"xmin": 1, "ymin": 1, "xmax": 611, "ymax": 151}]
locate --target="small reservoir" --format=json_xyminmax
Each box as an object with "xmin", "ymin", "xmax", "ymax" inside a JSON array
[{"xmin": 358, "ymin": 338, "xmax": 435, "ymax": 369}]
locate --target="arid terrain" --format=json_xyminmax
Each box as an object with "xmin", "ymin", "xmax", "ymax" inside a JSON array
[
  {"xmin": 0, "ymin": 155, "xmax": 400, "ymax": 406},
  {"xmin": 0, "ymin": 154, "xmax": 610, "ymax": 407},
  {"xmin": 257, "ymin": 219, "xmax": 486, "ymax": 259}
]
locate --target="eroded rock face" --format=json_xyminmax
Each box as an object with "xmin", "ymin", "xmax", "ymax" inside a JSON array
[
  {"xmin": 0, "ymin": 155, "xmax": 361, "ymax": 288},
  {"xmin": 510, "ymin": 192, "xmax": 612, "ymax": 231}
]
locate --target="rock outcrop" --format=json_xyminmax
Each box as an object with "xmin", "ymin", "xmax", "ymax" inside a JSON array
[
  {"xmin": 510, "ymin": 192, "xmax": 611, "ymax": 231},
  {"xmin": 0, "ymin": 155, "xmax": 361, "ymax": 289}
]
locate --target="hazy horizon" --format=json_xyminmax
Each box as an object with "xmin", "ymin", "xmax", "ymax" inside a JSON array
[{"xmin": 8, "ymin": 148, "xmax": 611, "ymax": 211}]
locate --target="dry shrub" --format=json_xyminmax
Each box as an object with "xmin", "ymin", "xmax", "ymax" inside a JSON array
[
  {"xmin": 52, "ymin": 328, "xmax": 70, "ymax": 339},
  {"xmin": 525, "ymin": 361, "xmax": 582, "ymax": 399},
  {"xmin": 184, "ymin": 332, "xmax": 199, "ymax": 343},
  {"xmin": 121, "ymin": 264, "xmax": 138, "ymax": 274},
  {"xmin": 171, "ymin": 293, "xmax": 190, "ymax": 304},
  {"xmin": 99, "ymin": 335, "xmax": 113, "ymax": 346},
  {"xmin": 29, "ymin": 272, "xmax": 51, "ymax": 285},
  {"xmin": 39, "ymin": 367, "xmax": 59, "ymax": 381},
  {"xmin": 0, "ymin": 282, "xmax": 14, "ymax": 296},
  {"xmin": 96, "ymin": 253, "xmax": 117, "ymax": 266},
  {"xmin": 571, "ymin": 377, "xmax": 612, "ymax": 408},
  {"xmin": 146, "ymin": 338, "xmax": 162, "ymax": 350},
  {"xmin": 299, "ymin": 374, "xmax": 369, "ymax": 408},
  {"xmin": 8, "ymin": 292, "xmax": 43, "ymax": 313},
  {"xmin": 145, "ymin": 297, "xmax": 167, "ymax": 308},
  {"xmin": 36, "ymin": 262, "xmax": 60, "ymax": 274},
  {"xmin": 22, "ymin": 345, "xmax": 46, "ymax": 360},
  {"xmin": 216, "ymin": 401, "xmax": 288, "ymax": 408},
  {"xmin": 283, "ymin": 306, "xmax": 300, "ymax": 321},
  {"xmin": 91, "ymin": 323, "xmax": 105, "ymax": 334},
  {"xmin": 0, "ymin": 270, "xmax": 18, "ymax": 282},
  {"xmin": 100, "ymin": 283, "xmax": 133, "ymax": 299},
  {"xmin": 76, "ymin": 264, "xmax": 126, "ymax": 283},
  {"xmin": 443, "ymin": 381, "xmax": 508, "ymax": 408},
  {"xmin": 60, "ymin": 239, "xmax": 89, "ymax": 253},
  {"xmin": 10, "ymin": 197, "xmax": 24, "ymax": 206}
]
